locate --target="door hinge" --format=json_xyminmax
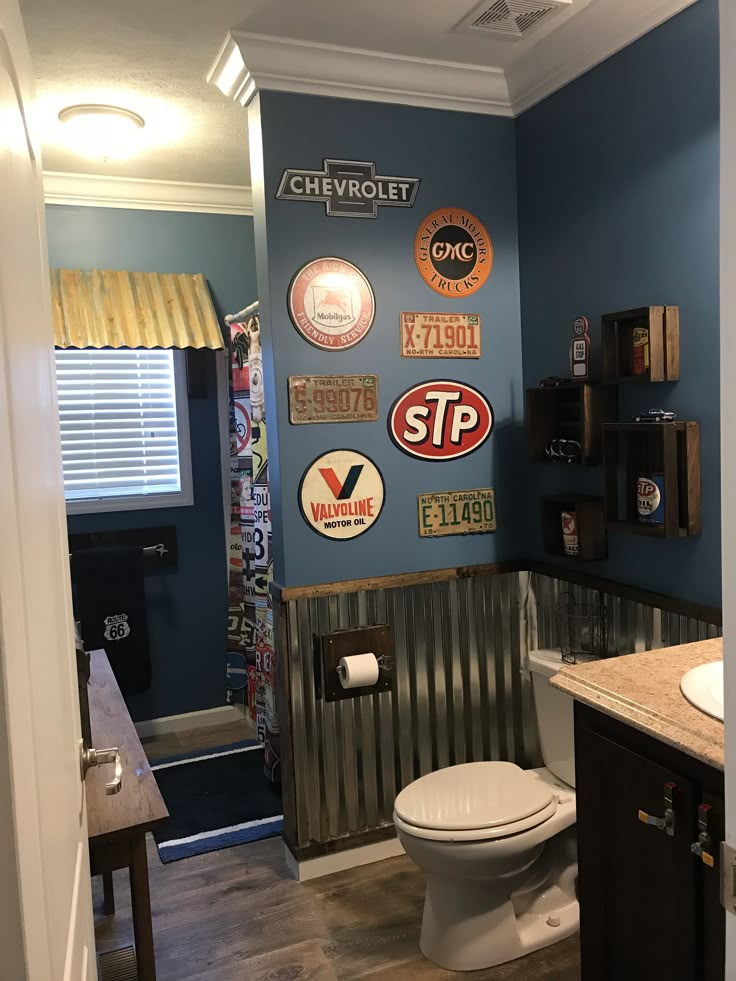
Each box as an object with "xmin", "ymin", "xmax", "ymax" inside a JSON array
[{"xmin": 720, "ymin": 842, "xmax": 736, "ymax": 915}]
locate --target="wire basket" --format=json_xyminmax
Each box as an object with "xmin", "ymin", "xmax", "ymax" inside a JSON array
[{"xmin": 557, "ymin": 591, "xmax": 608, "ymax": 664}]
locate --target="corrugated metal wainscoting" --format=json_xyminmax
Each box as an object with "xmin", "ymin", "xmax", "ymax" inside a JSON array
[
  {"xmin": 283, "ymin": 571, "xmax": 535, "ymax": 851},
  {"xmin": 529, "ymin": 573, "xmax": 722, "ymax": 654},
  {"xmin": 280, "ymin": 569, "xmax": 722, "ymax": 852}
]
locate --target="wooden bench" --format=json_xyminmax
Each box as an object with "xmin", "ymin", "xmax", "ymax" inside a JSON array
[{"xmin": 87, "ymin": 649, "xmax": 168, "ymax": 981}]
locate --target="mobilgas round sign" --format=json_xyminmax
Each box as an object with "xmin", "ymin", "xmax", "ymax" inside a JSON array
[
  {"xmin": 298, "ymin": 449, "xmax": 386, "ymax": 540},
  {"xmin": 288, "ymin": 257, "xmax": 376, "ymax": 351},
  {"xmin": 414, "ymin": 208, "xmax": 493, "ymax": 297},
  {"xmin": 388, "ymin": 380, "xmax": 494, "ymax": 461}
]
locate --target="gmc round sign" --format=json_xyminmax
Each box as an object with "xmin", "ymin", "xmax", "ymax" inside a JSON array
[{"xmin": 388, "ymin": 380, "xmax": 494, "ymax": 461}]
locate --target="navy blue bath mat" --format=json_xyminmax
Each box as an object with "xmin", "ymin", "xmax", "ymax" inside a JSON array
[{"xmin": 151, "ymin": 740, "xmax": 283, "ymax": 862}]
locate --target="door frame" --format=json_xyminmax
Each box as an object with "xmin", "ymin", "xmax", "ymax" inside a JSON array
[
  {"xmin": 0, "ymin": 0, "xmax": 96, "ymax": 975},
  {"xmin": 721, "ymin": 0, "xmax": 736, "ymax": 974}
]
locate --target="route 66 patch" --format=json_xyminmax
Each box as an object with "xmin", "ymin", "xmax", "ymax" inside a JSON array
[{"xmin": 103, "ymin": 613, "xmax": 131, "ymax": 642}]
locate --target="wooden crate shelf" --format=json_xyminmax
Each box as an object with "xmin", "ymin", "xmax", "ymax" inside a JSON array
[
  {"xmin": 526, "ymin": 383, "xmax": 618, "ymax": 466},
  {"xmin": 603, "ymin": 422, "xmax": 701, "ymax": 538},
  {"xmin": 601, "ymin": 306, "xmax": 680, "ymax": 383},
  {"xmin": 541, "ymin": 495, "xmax": 608, "ymax": 562}
]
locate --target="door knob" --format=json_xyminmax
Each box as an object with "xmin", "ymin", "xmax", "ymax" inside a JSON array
[{"xmin": 80, "ymin": 741, "xmax": 122, "ymax": 795}]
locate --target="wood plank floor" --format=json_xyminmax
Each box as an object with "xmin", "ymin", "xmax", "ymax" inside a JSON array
[
  {"xmin": 140, "ymin": 717, "xmax": 257, "ymax": 762},
  {"xmin": 93, "ymin": 836, "xmax": 580, "ymax": 980},
  {"xmin": 106, "ymin": 720, "xmax": 581, "ymax": 978}
]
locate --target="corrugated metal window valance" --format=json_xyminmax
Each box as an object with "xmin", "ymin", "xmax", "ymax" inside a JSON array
[{"xmin": 50, "ymin": 268, "xmax": 225, "ymax": 350}]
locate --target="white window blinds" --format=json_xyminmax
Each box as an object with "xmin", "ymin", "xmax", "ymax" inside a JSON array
[{"xmin": 55, "ymin": 348, "xmax": 192, "ymax": 511}]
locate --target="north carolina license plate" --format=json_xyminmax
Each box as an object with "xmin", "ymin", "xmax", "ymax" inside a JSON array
[
  {"xmin": 288, "ymin": 374, "xmax": 378, "ymax": 424},
  {"xmin": 417, "ymin": 488, "xmax": 496, "ymax": 538},
  {"xmin": 401, "ymin": 312, "xmax": 481, "ymax": 358}
]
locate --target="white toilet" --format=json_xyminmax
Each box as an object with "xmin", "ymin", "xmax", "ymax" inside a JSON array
[{"xmin": 393, "ymin": 649, "xmax": 578, "ymax": 972}]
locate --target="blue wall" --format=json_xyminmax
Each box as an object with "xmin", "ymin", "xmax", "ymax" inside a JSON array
[
  {"xmin": 47, "ymin": 206, "xmax": 257, "ymax": 720},
  {"xmin": 45, "ymin": 0, "xmax": 722, "ymax": 726},
  {"xmin": 251, "ymin": 92, "xmax": 525, "ymax": 588},
  {"xmin": 516, "ymin": 0, "xmax": 721, "ymax": 606}
]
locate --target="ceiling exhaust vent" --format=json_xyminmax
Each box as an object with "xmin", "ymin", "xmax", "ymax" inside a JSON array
[{"xmin": 457, "ymin": 0, "xmax": 574, "ymax": 40}]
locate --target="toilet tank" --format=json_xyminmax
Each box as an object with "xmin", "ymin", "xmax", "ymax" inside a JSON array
[{"xmin": 528, "ymin": 649, "xmax": 576, "ymax": 788}]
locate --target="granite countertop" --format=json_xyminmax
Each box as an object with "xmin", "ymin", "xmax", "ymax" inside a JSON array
[{"xmin": 549, "ymin": 638, "xmax": 724, "ymax": 770}]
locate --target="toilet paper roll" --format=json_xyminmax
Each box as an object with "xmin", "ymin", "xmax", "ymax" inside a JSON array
[{"xmin": 338, "ymin": 652, "xmax": 380, "ymax": 689}]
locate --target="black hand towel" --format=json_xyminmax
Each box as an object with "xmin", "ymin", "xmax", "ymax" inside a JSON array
[{"xmin": 71, "ymin": 547, "xmax": 151, "ymax": 695}]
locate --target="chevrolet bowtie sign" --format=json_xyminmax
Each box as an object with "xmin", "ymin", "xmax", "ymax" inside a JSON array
[{"xmin": 276, "ymin": 159, "xmax": 421, "ymax": 218}]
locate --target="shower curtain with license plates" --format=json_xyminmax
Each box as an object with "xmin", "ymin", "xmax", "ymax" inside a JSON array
[{"xmin": 226, "ymin": 315, "xmax": 280, "ymax": 783}]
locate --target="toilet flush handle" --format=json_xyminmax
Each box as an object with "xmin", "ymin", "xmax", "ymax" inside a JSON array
[{"xmin": 638, "ymin": 781, "xmax": 677, "ymax": 838}]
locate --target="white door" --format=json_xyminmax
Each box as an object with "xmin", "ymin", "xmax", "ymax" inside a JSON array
[{"xmin": 0, "ymin": 0, "xmax": 97, "ymax": 978}]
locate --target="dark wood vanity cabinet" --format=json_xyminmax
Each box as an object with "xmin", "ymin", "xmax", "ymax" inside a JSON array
[{"xmin": 575, "ymin": 703, "xmax": 725, "ymax": 981}]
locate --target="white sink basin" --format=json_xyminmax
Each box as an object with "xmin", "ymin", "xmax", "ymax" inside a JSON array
[{"xmin": 680, "ymin": 661, "xmax": 724, "ymax": 721}]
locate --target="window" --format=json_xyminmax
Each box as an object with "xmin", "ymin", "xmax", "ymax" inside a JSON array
[{"xmin": 55, "ymin": 348, "xmax": 193, "ymax": 514}]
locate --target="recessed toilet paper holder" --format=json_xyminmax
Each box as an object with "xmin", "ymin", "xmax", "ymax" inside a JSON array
[
  {"xmin": 316, "ymin": 625, "xmax": 394, "ymax": 702},
  {"xmin": 336, "ymin": 653, "xmax": 394, "ymax": 684}
]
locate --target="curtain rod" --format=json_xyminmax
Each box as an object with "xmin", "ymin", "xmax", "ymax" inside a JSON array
[{"xmin": 224, "ymin": 300, "xmax": 259, "ymax": 325}]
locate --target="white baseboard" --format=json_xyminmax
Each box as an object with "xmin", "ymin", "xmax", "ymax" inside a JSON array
[
  {"xmin": 284, "ymin": 836, "xmax": 405, "ymax": 882},
  {"xmin": 135, "ymin": 705, "xmax": 243, "ymax": 739}
]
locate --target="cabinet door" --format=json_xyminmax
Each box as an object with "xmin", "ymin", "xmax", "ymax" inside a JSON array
[
  {"xmin": 699, "ymin": 790, "xmax": 725, "ymax": 981},
  {"xmin": 576, "ymin": 729, "xmax": 698, "ymax": 981}
]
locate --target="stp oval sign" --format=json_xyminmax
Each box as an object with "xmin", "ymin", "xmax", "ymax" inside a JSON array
[{"xmin": 388, "ymin": 380, "xmax": 494, "ymax": 461}]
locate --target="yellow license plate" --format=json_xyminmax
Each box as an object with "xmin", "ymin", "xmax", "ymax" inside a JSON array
[
  {"xmin": 401, "ymin": 312, "xmax": 481, "ymax": 358},
  {"xmin": 288, "ymin": 374, "xmax": 378, "ymax": 424},
  {"xmin": 418, "ymin": 488, "xmax": 496, "ymax": 538}
]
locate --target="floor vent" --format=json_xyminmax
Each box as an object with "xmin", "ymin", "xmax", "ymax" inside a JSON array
[
  {"xmin": 98, "ymin": 946, "xmax": 138, "ymax": 981},
  {"xmin": 459, "ymin": 0, "xmax": 573, "ymax": 39}
]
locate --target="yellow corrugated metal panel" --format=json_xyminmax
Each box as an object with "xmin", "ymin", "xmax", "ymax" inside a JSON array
[{"xmin": 50, "ymin": 268, "xmax": 225, "ymax": 349}]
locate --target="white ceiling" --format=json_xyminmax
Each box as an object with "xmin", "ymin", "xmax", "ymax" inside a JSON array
[
  {"xmin": 235, "ymin": 0, "xmax": 585, "ymax": 69},
  {"xmin": 21, "ymin": 0, "xmax": 257, "ymax": 187},
  {"xmin": 21, "ymin": 0, "xmax": 697, "ymax": 198}
]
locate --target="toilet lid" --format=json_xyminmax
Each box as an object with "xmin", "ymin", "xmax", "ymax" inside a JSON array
[{"xmin": 394, "ymin": 761, "xmax": 555, "ymax": 832}]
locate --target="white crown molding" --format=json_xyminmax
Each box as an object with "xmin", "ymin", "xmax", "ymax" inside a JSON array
[
  {"xmin": 209, "ymin": 32, "xmax": 512, "ymax": 117},
  {"xmin": 209, "ymin": 1, "xmax": 699, "ymax": 119},
  {"xmin": 507, "ymin": 0, "xmax": 699, "ymax": 115},
  {"xmin": 42, "ymin": 171, "xmax": 253, "ymax": 215}
]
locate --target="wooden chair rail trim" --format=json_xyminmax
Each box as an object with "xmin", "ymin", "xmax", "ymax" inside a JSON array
[
  {"xmin": 271, "ymin": 561, "xmax": 525, "ymax": 601},
  {"xmin": 272, "ymin": 559, "xmax": 721, "ymax": 626},
  {"xmin": 527, "ymin": 561, "xmax": 721, "ymax": 626}
]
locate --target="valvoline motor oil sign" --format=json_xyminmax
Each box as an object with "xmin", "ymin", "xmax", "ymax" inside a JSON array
[{"xmin": 298, "ymin": 449, "xmax": 385, "ymax": 540}]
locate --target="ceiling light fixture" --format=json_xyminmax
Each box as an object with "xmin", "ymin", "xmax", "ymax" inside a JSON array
[{"xmin": 57, "ymin": 104, "xmax": 145, "ymax": 161}]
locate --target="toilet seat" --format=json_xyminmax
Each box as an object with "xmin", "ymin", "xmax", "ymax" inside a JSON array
[{"xmin": 394, "ymin": 761, "xmax": 559, "ymax": 842}]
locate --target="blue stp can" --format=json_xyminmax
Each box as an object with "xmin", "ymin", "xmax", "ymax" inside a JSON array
[{"xmin": 637, "ymin": 474, "xmax": 665, "ymax": 525}]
